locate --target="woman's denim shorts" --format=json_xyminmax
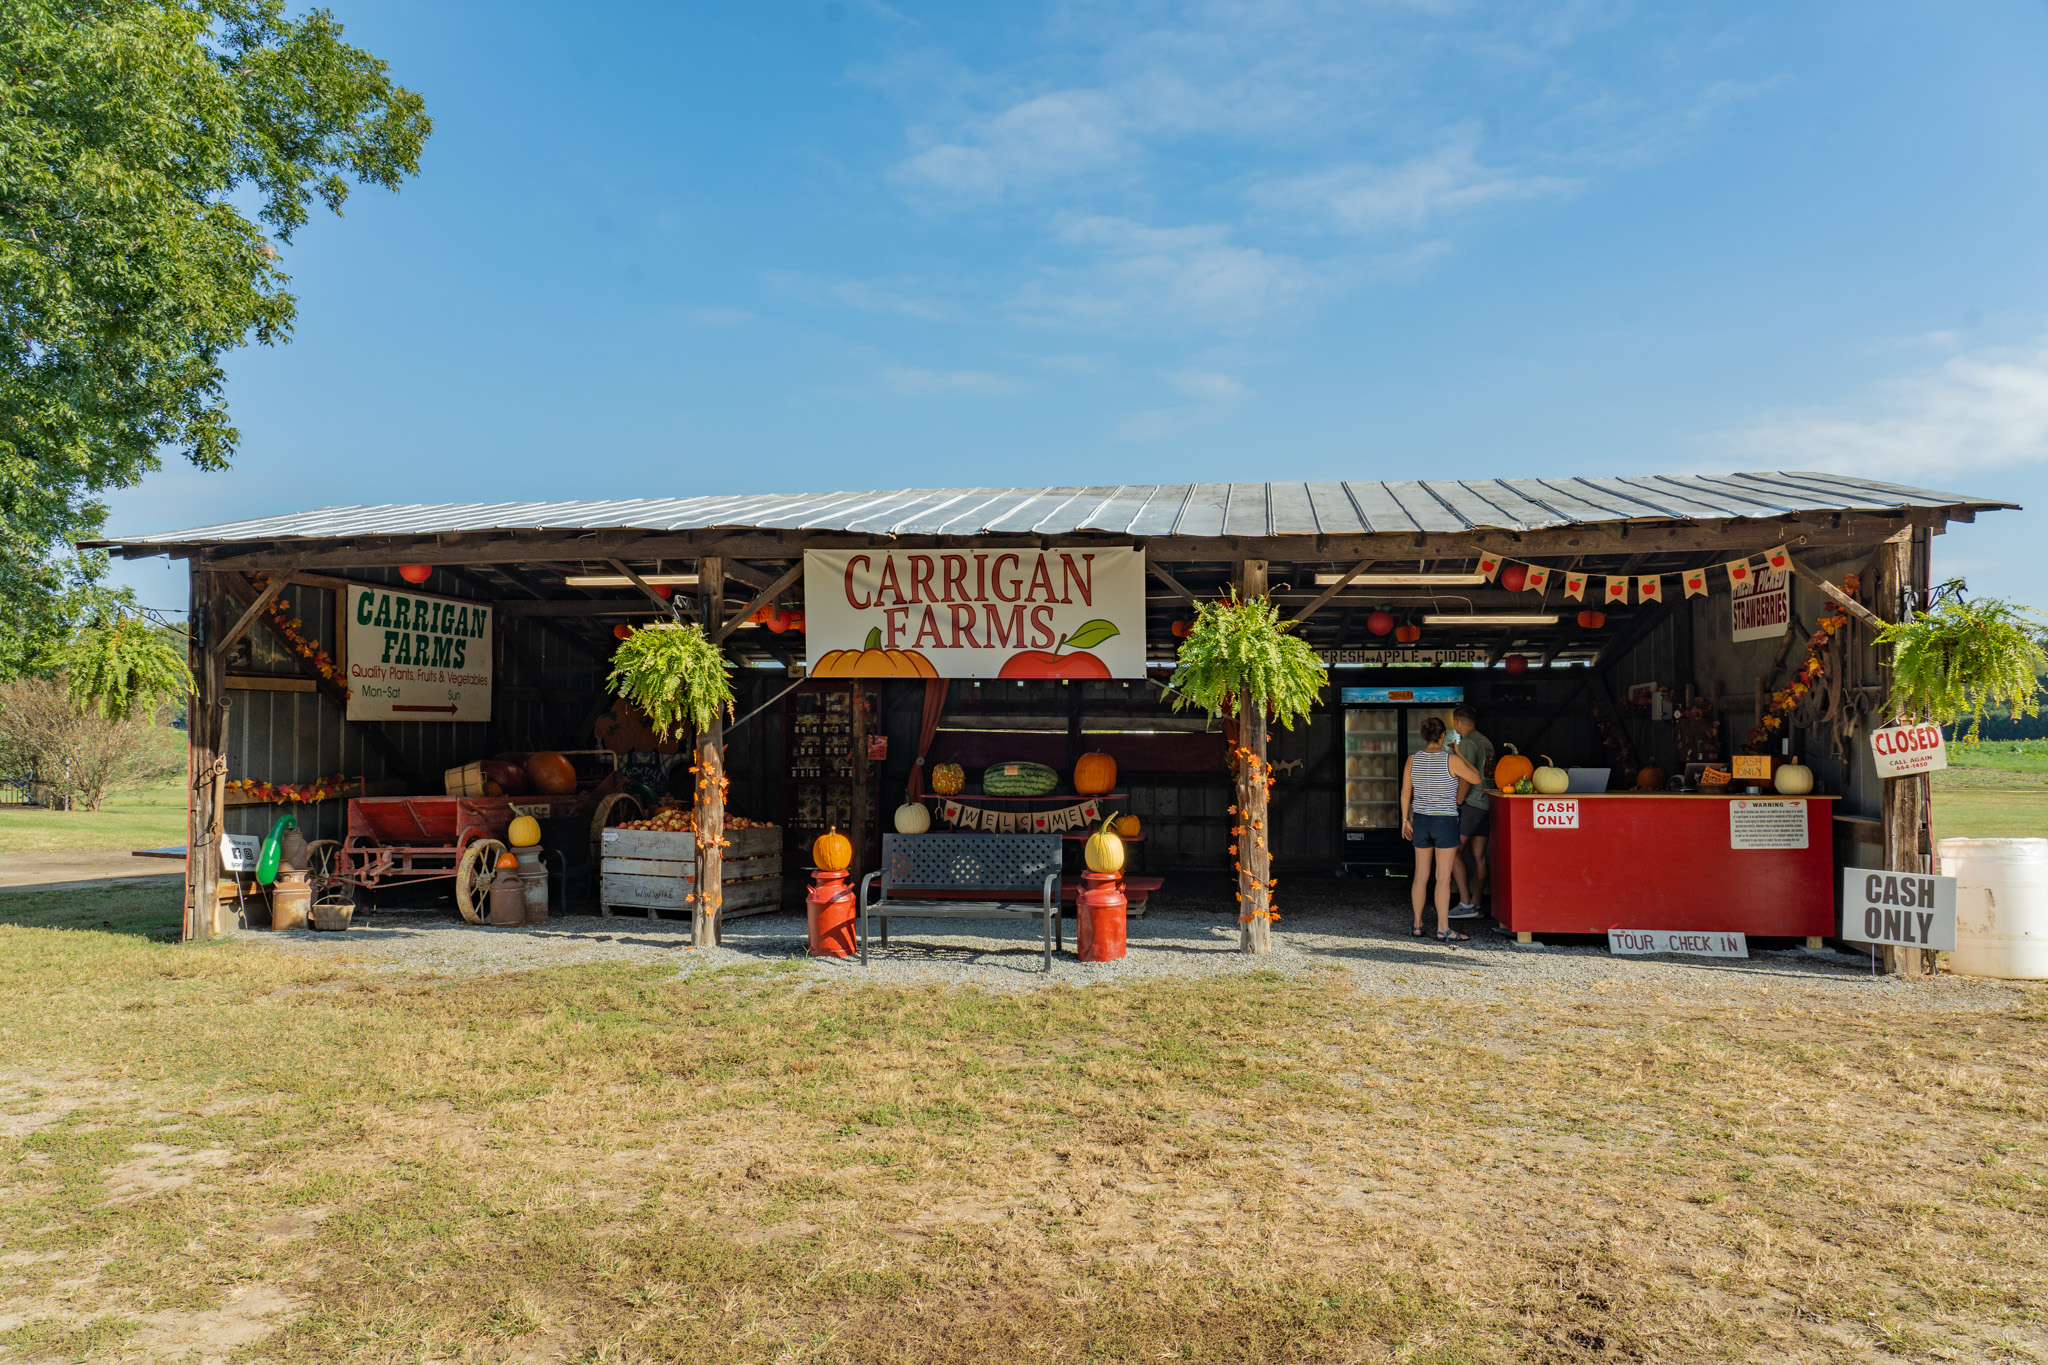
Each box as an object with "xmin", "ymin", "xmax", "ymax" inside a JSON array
[{"xmin": 1410, "ymin": 813, "xmax": 1460, "ymax": 849}]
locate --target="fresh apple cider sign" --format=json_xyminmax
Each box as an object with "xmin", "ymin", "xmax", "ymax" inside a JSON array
[{"xmin": 803, "ymin": 548, "xmax": 1145, "ymax": 679}]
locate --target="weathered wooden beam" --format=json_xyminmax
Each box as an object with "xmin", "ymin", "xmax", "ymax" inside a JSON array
[
  {"xmin": 495, "ymin": 599, "xmax": 661, "ymax": 618},
  {"xmin": 1784, "ymin": 553, "xmax": 1886, "ymax": 633},
  {"xmin": 1148, "ymin": 561, "xmax": 1201, "ymax": 608},
  {"xmin": 1288, "ymin": 559, "xmax": 1371, "ymax": 625},
  {"xmin": 226, "ymin": 674, "xmax": 317, "ymax": 692},
  {"xmin": 608, "ymin": 558, "xmax": 685, "ymax": 621},
  {"xmin": 716, "ymin": 562, "xmax": 803, "ymax": 643},
  {"xmin": 213, "ymin": 573, "xmax": 291, "ymax": 658}
]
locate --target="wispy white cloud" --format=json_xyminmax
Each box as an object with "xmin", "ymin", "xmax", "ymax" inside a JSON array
[
  {"xmin": 1250, "ymin": 126, "xmax": 1583, "ymax": 233},
  {"xmin": 892, "ymin": 89, "xmax": 1131, "ymax": 202},
  {"xmin": 881, "ymin": 365, "xmax": 1027, "ymax": 398},
  {"xmin": 1167, "ymin": 368, "xmax": 1248, "ymax": 401},
  {"xmin": 1011, "ymin": 216, "xmax": 1320, "ymax": 331},
  {"xmin": 767, "ymin": 271, "xmax": 953, "ymax": 321},
  {"xmin": 1716, "ymin": 338, "xmax": 2048, "ymax": 479}
]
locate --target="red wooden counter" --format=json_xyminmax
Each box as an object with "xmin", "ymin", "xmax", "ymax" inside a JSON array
[{"xmin": 1489, "ymin": 793, "xmax": 1836, "ymax": 942}]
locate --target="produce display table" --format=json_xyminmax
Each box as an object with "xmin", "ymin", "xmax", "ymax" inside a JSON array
[{"xmin": 1490, "ymin": 793, "xmax": 1837, "ymax": 941}]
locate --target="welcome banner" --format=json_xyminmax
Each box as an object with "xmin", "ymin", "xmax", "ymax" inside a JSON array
[{"xmin": 803, "ymin": 548, "xmax": 1145, "ymax": 679}]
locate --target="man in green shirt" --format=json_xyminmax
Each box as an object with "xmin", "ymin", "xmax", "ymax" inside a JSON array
[{"xmin": 1450, "ymin": 705, "xmax": 1493, "ymax": 918}]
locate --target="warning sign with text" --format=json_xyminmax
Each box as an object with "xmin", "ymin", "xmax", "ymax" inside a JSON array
[{"xmin": 1728, "ymin": 798, "xmax": 1807, "ymax": 849}]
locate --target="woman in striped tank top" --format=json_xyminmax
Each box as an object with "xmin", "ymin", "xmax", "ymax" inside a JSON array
[{"xmin": 1402, "ymin": 715, "xmax": 1485, "ymax": 943}]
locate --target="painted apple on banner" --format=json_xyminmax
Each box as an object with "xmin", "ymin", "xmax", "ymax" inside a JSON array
[{"xmin": 804, "ymin": 548, "xmax": 1145, "ymax": 679}]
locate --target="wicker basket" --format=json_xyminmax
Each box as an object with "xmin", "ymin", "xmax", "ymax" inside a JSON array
[
  {"xmin": 309, "ymin": 895, "xmax": 355, "ymax": 932},
  {"xmin": 444, "ymin": 762, "xmax": 487, "ymax": 796}
]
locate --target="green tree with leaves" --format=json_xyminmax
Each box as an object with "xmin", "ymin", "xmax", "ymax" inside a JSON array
[{"xmin": 1, "ymin": 0, "xmax": 429, "ymax": 674}]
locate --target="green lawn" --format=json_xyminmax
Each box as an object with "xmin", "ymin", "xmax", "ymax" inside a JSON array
[{"xmin": 0, "ymin": 777, "xmax": 187, "ymax": 854}]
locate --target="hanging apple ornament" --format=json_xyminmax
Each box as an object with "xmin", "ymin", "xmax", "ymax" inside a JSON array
[
  {"xmin": 398, "ymin": 564, "xmax": 433, "ymax": 584},
  {"xmin": 1499, "ymin": 563, "xmax": 1528, "ymax": 593},
  {"xmin": 1504, "ymin": 654, "xmax": 1530, "ymax": 676},
  {"xmin": 651, "ymin": 583, "xmax": 673, "ymax": 599},
  {"xmin": 766, "ymin": 607, "xmax": 790, "ymax": 634},
  {"xmin": 614, "ymin": 623, "xmax": 634, "ymax": 640},
  {"xmin": 1366, "ymin": 608, "xmax": 1395, "ymax": 637}
]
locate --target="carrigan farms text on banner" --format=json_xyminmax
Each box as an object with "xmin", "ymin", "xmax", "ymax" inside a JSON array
[{"xmin": 802, "ymin": 548, "xmax": 1145, "ymax": 679}]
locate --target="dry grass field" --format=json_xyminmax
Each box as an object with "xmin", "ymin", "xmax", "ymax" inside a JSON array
[{"xmin": 0, "ymin": 883, "xmax": 2043, "ymax": 1364}]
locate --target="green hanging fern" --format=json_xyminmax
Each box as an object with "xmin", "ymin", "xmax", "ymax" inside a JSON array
[
  {"xmin": 605, "ymin": 621, "xmax": 735, "ymax": 741},
  {"xmin": 1875, "ymin": 582, "xmax": 2044, "ymax": 740},
  {"xmin": 55, "ymin": 613, "xmax": 194, "ymax": 722},
  {"xmin": 1166, "ymin": 590, "xmax": 1328, "ymax": 730}
]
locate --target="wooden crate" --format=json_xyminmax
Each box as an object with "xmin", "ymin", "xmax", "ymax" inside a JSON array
[{"xmin": 598, "ymin": 826, "xmax": 784, "ymax": 920}]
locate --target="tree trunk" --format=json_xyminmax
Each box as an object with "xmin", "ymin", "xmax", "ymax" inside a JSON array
[
  {"xmin": 1875, "ymin": 530, "xmax": 1931, "ymax": 976},
  {"xmin": 693, "ymin": 557, "xmax": 725, "ymax": 948},
  {"xmin": 1236, "ymin": 558, "xmax": 1272, "ymax": 954}
]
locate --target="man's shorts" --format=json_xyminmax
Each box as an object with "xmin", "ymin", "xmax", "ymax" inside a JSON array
[{"xmin": 1459, "ymin": 803, "xmax": 1490, "ymax": 839}]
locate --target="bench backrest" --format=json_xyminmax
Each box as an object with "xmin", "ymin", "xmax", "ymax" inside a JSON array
[{"xmin": 881, "ymin": 833, "xmax": 1061, "ymax": 895}]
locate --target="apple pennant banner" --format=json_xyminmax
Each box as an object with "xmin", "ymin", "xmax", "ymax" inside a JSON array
[
  {"xmin": 1605, "ymin": 577, "xmax": 1631, "ymax": 603},
  {"xmin": 1636, "ymin": 576, "xmax": 1663, "ymax": 604},
  {"xmin": 1725, "ymin": 559, "xmax": 1753, "ymax": 588},
  {"xmin": 1764, "ymin": 544, "xmax": 1792, "ymax": 573},
  {"xmin": 1683, "ymin": 568, "xmax": 1709, "ymax": 598},
  {"xmin": 1476, "ymin": 554, "xmax": 1503, "ymax": 582},
  {"xmin": 942, "ymin": 799, "xmax": 962, "ymax": 828},
  {"xmin": 1523, "ymin": 566, "xmax": 1552, "ymax": 592},
  {"xmin": 1563, "ymin": 573, "xmax": 1588, "ymax": 601}
]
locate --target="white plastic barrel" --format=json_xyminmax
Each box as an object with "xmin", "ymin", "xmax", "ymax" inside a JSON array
[{"xmin": 1938, "ymin": 837, "xmax": 2048, "ymax": 980}]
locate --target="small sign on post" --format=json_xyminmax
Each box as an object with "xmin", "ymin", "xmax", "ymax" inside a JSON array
[
  {"xmin": 218, "ymin": 833, "xmax": 259, "ymax": 873},
  {"xmin": 1869, "ymin": 721, "xmax": 1948, "ymax": 778},
  {"xmin": 1840, "ymin": 869, "xmax": 1956, "ymax": 950}
]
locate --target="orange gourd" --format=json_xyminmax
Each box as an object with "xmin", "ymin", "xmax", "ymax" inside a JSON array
[
  {"xmin": 1493, "ymin": 743, "xmax": 1534, "ymax": 790},
  {"xmin": 1635, "ymin": 766, "xmax": 1668, "ymax": 790},
  {"xmin": 812, "ymin": 827, "xmax": 852, "ymax": 870},
  {"xmin": 930, "ymin": 761, "xmax": 965, "ymax": 796},
  {"xmin": 525, "ymin": 751, "xmax": 577, "ymax": 794},
  {"xmin": 1073, "ymin": 751, "xmax": 1118, "ymax": 796},
  {"xmin": 1115, "ymin": 813, "xmax": 1140, "ymax": 838}
]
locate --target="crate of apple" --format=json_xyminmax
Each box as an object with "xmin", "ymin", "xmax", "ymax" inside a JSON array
[{"xmin": 617, "ymin": 804, "xmax": 772, "ymax": 833}]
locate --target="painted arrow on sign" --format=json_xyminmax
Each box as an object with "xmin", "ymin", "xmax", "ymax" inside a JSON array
[{"xmin": 392, "ymin": 704, "xmax": 460, "ymax": 714}]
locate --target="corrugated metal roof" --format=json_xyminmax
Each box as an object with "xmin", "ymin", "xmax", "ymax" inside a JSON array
[{"xmin": 89, "ymin": 473, "xmax": 2010, "ymax": 548}]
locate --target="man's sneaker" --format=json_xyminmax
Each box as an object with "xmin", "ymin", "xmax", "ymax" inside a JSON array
[{"xmin": 1449, "ymin": 903, "xmax": 1483, "ymax": 919}]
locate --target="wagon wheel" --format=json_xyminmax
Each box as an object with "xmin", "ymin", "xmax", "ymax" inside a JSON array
[
  {"xmin": 303, "ymin": 839, "xmax": 343, "ymax": 896},
  {"xmin": 589, "ymin": 791, "xmax": 644, "ymax": 867},
  {"xmin": 456, "ymin": 839, "xmax": 508, "ymax": 924}
]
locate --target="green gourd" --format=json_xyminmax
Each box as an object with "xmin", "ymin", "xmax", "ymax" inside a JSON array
[{"xmin": 256, "ymin": 814, "xmax": 296, "ymax": 886}]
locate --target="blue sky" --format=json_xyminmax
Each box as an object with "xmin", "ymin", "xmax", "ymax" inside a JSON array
[{"xmin": 109, "ymin": 0, "xmax": 2048, "ymax": 611}]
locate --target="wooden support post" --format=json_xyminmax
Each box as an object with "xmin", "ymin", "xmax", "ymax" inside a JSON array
[
  {"xmin": 694, "ymin": 556, "xmax": 725, "ymax": 948},
  {"xmin": 1874, "ymin": 531, "xmax": 1930, "ymax": 977},
  {"xmin": 1236, "ymin": 559, "xmax": 1272, "ymax": 955},
  {"xmin": 186, "ymin": 568, "xmax": 229, "ymax": 940}
]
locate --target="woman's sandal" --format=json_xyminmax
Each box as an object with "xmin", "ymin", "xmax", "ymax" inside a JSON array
[
  {"xmin": 1437, "ymin": 929, "xmax": 1470, "ymax": 944},
  {"xmin": 1411, "ymin": 925, "xmax": 1427, "ymax": 937}
]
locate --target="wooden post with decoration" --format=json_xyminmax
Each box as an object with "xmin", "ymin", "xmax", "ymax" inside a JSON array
[
  {"xmin": 1874, "ymin": 529, "xmax": 1930, "ymax": 977},
  {"xmin": 1235, "ymin": 558, "xmax": 1273, "ymax": 955},
  {"xmin": 185, "ymin": 567, "xmax": 227, "ymax": 941},
  {"xmin": 693, "ymin": 556, "xmax": 726, "ymax": 947}
]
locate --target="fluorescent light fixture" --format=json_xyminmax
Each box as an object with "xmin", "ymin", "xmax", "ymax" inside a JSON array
[
  {"xmin": 1314, "ymin": 572, "xmax": 1488, "ymax": 586},
  {"xmin": 1423, "ymin": 613, "xmax": 1562, "ymax": 626},
  {"xmin": 563, "ymin": 572, "xmax": 699, "ymax": 587}
]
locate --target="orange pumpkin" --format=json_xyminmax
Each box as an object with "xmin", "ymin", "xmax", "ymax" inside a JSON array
[
  {"xmin": 1393, "ymin": 623, "xmax": 1422, "ymax": 644},
  {"xmin": 1073, "ymin": 751, "xmax": 1118, "ymax": 796},
  {"xmin": 812, "ymin": 826, "xmax": 852, "ymax": 870},
  {"xmin": 1577, "ymin": 610, "xmax": 1606, "ymax": 629},
  {"xmin": 1114, "ymin": 813, "xmax": 1141, "ymax": 838},
  {"xmin": 930, "ymin": 762, "xmax": 965, "ymax": 796},
  {"xmin": 1493, "ymin": 743, "xmax": 1534, "ymax": 790},
  {"xmin": 1635, "ymin": 766, "xmax": 1668, "ymax": 790},
  {"xmin": 525, "ymin": 750, "xmax": 577, "ymax": 795},
  {"xmin": 811, "ymin": 627, "xmax": 938, "ymax": 678}
]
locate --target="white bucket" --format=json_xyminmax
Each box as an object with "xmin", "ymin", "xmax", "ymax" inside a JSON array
[{"xmin": 1938, "ymin": 837, "xmax": 2048, "ymax": 980}]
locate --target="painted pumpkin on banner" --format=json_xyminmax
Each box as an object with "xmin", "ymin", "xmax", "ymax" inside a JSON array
[
  {"xmin": 811, "ymin": 627, "xmax": 939, "ymax": 679},
  {"xmin": 929, "ymin": 762, "xmax": 965, "ymax": 796},
  {"xmin": 1073, "ymin": 751, "xmax": 1118, "ymax": 796}
]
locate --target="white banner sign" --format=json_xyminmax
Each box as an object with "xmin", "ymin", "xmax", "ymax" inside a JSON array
[
  {"xmin": 346, "ymin": 583, "xmax": 493, "ymax": 722},
  {"xmin": 803, "ymin": 548, "xmax": 1145, "ymax": 679},
  {"xmin": 1730, "ymin": 566, "xmax": 1790, "ymax": 643},
  {"xmin": 1729, "ymin": 798, "xmax": 1808, "ymax": 849},
  {"xmin": 1608, "ymin": 929, "xmax": 1749, "ymax": 958},
  {"xmin": 1841, "ymin": 869, "xmax": 1956, "ymax": 950},
  {"xmin": 1869, "ymin": 721, "xmax": 1948, "ymax": 777},
  {"xmin": 1531, "ymin": 798, "xmax": 1579, "ymax": 829}
]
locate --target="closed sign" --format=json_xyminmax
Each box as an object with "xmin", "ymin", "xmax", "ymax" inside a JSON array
[
  {"xmin": 1531, "ymin": 799, "xmax": 1578, "ymax": 829},
  {"xmin": 1869, "ymin": 721, "xmax": 1947, "ymax": 778},
  {"xmin": 1841, "ymin": 869, "xmax": 1956, "ymax": 950}
]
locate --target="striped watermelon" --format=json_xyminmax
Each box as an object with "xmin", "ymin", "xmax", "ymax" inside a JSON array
[{"xmin": 982, "ymin": 761, "xmax": 1058, "ymax": 796}]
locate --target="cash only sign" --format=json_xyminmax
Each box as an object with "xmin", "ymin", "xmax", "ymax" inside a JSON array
[{"xmin": 346, "ymin": 583, "xmax": 493, "ymax": 722}]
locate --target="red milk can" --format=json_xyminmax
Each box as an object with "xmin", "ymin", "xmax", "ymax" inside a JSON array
[
  {"xmin": 1074, "ymin": 871, "xmax": 1127, "ymax": 962},
  {"xmin": 806, "ymin": 869, "xmax": 857, "ymax": 958}
]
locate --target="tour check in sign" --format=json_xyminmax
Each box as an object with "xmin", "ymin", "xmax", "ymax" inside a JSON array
[
  {"xmin": 803, "ymin": 547, "xmax": 1145, "ymax": 679},
  {"xmin": 346, "ymin": 583, "xmax": 493, "ymax": 722}
]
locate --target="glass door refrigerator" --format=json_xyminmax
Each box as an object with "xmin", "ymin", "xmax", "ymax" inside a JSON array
[{"xmin": 1339, "ymin": 685, "xmax": 1465, "ymax": 873}]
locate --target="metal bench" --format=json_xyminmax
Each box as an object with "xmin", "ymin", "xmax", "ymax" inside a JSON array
[{"xmin": 859, "ymin": 834, "xmax": 1063, "ymax": 971}]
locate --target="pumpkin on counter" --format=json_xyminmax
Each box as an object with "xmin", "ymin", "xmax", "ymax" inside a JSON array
[
  {"xmin": 929, "ymin": 762, "xmax": 965, "ymax": 796},
  {"xmin": 812, "ymin": 827, "xmax": 852, "ymax": 870},
  {"xmin": 893, "ymin": 802, "xmax": 932, "ymax": 834},
  {"xmin": 1084, "ymin": 815, "xmax": 1126, "ymax": 873},
  {"xmin": 1774, "ymin": 760, "xmax": 1815, "ymax": 795},
  {"xmin": 1635, "ymin": 766, "xmax": 1668, "ymax": 790},
  {"xmin": 1532, "ymin": 756, "xmax": 1571, "ymax": 794},
  {"xmin": 1073, "ymin": 751, "xmax": 1118, "ymax": 796},
  {"xmin": 1493, "ymin": 744, "xmax": 1534, "ymax": 790}
]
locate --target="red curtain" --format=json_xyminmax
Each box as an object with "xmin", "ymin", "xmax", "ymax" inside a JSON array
[{"xmin": 905, "ymin": 678, "xmax": 948, "ymax": 802}]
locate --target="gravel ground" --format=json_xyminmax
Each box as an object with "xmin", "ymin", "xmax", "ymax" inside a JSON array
[{"xmin": 241, "ymin": 875, "xmax": 2032, "ymax": 1009}]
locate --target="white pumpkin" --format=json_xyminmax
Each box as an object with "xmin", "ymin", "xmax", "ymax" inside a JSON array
[
  {"xmin": 1532, "ymin": 756, "xmax": 1571, "ymax": 794},
  {"xmin": 893, "ymin": 801, "xmax": 932, "ymax": 834},
  {"xmin": 1773, "ymin": 761, "xmax": 1815, "ymax": 796}
]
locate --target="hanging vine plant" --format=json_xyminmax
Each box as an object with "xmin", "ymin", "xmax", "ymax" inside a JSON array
[
  {"xmin": 55, "ymin": 611, "xmax": 193, "ymax": 721},
  {"xmin": 1166, "ymin": 590, "xmax": 1327, "ymax": 729},
  {"xmin": 605, "ymin": 621, "xmax": 735, "ymax": 742},
  {"xmin": 1876, "ymin": 581, "xmax": 2044, "ymax": 740}
]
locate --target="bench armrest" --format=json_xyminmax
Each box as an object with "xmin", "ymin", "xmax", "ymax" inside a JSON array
[
  {"xmin": 1042, "ymin": 871, "xmax": 1059, "ymax": 912},
  {"xmin": 858, "ymin": 870, "xmax": 881, "ymax": 907}
]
